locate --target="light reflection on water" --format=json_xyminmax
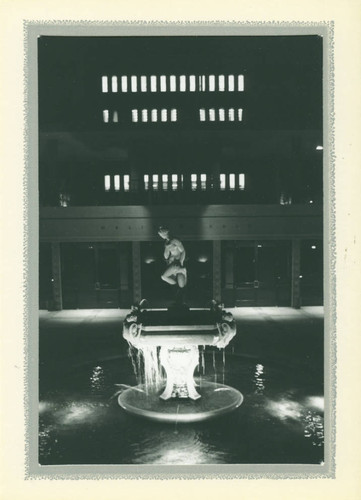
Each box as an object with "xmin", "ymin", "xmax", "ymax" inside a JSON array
[
  {"xmin": 130, "ymin": 428, "xmax": 227, "ymax": 465},
  {"xmin": 90, "ymin": 366, "xmax": 106, "ymax": 394},
  {"xmin": 265, "ymin": 396, "xmax": 324, "ymax": 448},
  {"xmin": 39, "ymin": 426, "xmax": 53, "ymax": 460},
  {"xmin": 253, "ymin": 364, "xmax": 265, "ymax": 395},
  {"xmin": 306, "ymin": 396, "xmax": 324, "ymax": 411},
  {"xmin": 266, "ymin": 398, "xmax": 303, "ymax": 420},
  {"xmin": 40, "ymin": 398, "xmax": 109, "ymax": 426},
  {"xmin": 39, "ymin": 353, "xmax": 324, "ymax": 464},
  {"xmin": 304, "ymin": 410, "xmax": 324, "ymax": 447}
]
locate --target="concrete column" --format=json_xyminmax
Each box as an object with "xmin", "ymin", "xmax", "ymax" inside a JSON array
[
  {"xmin": 119, "ymin": 246, "xmax": 129, "ymax": 292},
  {"xmin": 130, "ymin": 163, "xmax": 140, "ymax": 193},
  {"xmin": 213, "ymin": 161, "xmax": 220, "ymax": 190},
  {"xmin": 225, "ymin": 245, "xmax": 234, "ymax": 289},
  {"xmin": 132, "ymin": 241, "xmax": 142, "ymax": 304},
  {"xmin": 51, "ymin": 242, "xmax": 63, "ymax": 310},
  {"xmin": 291, "ymin": 239, "xmax": 301, "ymax": 309},
  {"xmin": 213, "ymin": 240, "xmax": 222, "ymax": 302}
]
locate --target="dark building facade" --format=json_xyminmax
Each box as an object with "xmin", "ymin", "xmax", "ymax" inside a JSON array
[{"xmin": 38, "ymin": 35, "xmax": 323, "ymax": 310}]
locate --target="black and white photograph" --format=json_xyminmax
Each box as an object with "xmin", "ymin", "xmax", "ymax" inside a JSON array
[
  {"xmin": 36, "ymin": 27, "xmax": 329, "ymax": 472},
  {"xmin": 2, "ymin": 0, "xmax": 361, "ymax": 496}
]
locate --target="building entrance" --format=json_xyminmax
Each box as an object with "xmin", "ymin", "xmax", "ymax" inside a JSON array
[
  {"xmin": 222, "ymin": 241, "xmax": 292, "ymax": 307},
  {"xmin": 61, "ymin": 242, "xmax": 131, "ymax": 309}
]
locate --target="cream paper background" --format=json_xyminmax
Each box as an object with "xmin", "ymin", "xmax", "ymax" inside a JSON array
[{"xmin": 0, "ymin": 0, "xmax": 360, "ymax": 498}]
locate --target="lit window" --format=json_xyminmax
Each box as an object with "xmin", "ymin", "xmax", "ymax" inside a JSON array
[
  {"xmin": 161, "ymin": 109, "xmax": 167, "ymax": 122},
  {"xmin": 162, "ymin": 174, "xmax": 168, "ymax": 191},
  {"xmin": 152, "ymin": 174, "xmax": 159, "ymax": 191},
  {"xmin": 238, "ymin": 108, "xmax": 243, "ymax": 121},
  {"xmin": 150, "ymin": 75, "xmax": 157, "ymax": 92},
  {"xmin": 170, "ymin": 75, "xmax": 176, "ymax": 92},
  {"xmin": 114, "ymin": 175, "xmax": 120, "ymax": 191},
  {"xmin": 104, "ymin": 175, "xmax": 111, "ymax": 191},
  {"xmin": 113, "ymin": 111, "xmax": 118, "ymax": 123},
  {"xmin": 219, "ymin": 108, "xmax": 225, "ymax": 121},
  {"xmin": 141, "ymin": 109, "xmax": 148, "ymax": 122},
  {"xmin": 200, "ymin": 173, "xmax": 207, "ymax": 190},
  {"xmin": 131, "ymin": 76, "xmax": 137, "ymax": 92},
  {"xmin": 229, "ymin": 173, "xmax": 235, "ymax": 190},
  {"xmin": 103, "ymin": 110, "xmax": 109, "ymax": 123},
  {"xmin": 160, "ymin": 75, "xmax": 166, "ymax": 92},
  {"xmin": 123, "ymin": 175, "xmax": 130, "ymax": 192},
  {"xmin": 218, "ymin": 75, "xmax": 225, "ymax": 91},
  {"xmin": 151, "ymin": 109, "xmax": 158, "ymax": 122},
  {"xmin": 132, "ymin": 109, "xmax": 138, "ymax": 122},
  {"xmin": 199, "ymin": 75, "xmax": 206, "ymax": 91},
  {"xmin": 121, "ymin": 76, "xmax": 128, "ymax": 92},
  {"xmin": 191, "ymin": 174, "xmax": 197, "ymax": 191},
  {"xmin": 220, "ymin": 174, "xmax": 226, "ymax": 190},
  {"xmin": 199, "ymin": 109, "xmax": 206, "ymax": 121},
  {"xmin": 171, "ymin": 174, "xmax": 178, "ymax": 190},
  {"xmin": 111, "ymin": 76, "xmax": 118, "ymax": 93},
  {"xmin": 209, "ymin": 109, "xmax": 216, "ymax": 121},
  {"xmin": 171, "ymin": 109, "xmax": 177, "ymax": 122},
  {"xmin": 180, "ymin": 174, "xmax": 184, "ymax": 187},
  {"xmin": 228, "ymin": 75, "xmax": 235, "ymax": 91},
  {"xmin": 239, "ymin": 174, "xmax": 245, "ymax": 189},
  {"xmin": 209, "ymin": 75, "xmax": 215, "ymax": 91},
  {"xmin": 228, "ymin": 108, "xmax": 235, "ymax": 121},
  {"xmin": 238, "ymin": 74, "xmax": 244, "ymax": 91},
  {"xmin": 102, "ymin": 76, "xmax": 108, "ymax": 93},
  {"xmin": 180, "ymin": 75, "xmax": 186, "ymax": 92},
  {"xmin": 189, "ymin": 75, "xmax": 196, "ymax": 92},
  {"xmin": 141, "ymin": 76, "xmax": 147, "ymax": 92},
  {"xmin": 144, "ymin": 174, "xmax": 149, "ymax": 190}
]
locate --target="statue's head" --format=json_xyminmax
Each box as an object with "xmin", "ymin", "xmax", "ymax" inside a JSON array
[{"xmin": 158, "ymin": 226, "xmax": 170, "ymax": 240}]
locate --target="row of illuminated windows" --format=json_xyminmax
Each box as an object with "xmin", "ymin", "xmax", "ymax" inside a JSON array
[
  {"xmin": 104, "ymin": 175, "xmax": 130, "ymax": 192},
  {"xmin": 200, "ymin": 108, "xmax": 243, "ymax": 122},
  {"xmin": 132, "ymin": 109, "xmax": 177, "ymax": 123},
  {"xmin": 101, "ymin": 74, "xmax": 244, "ymax": 93},
  {"xmin": 104, "ymin": 173, "xmax": 245, "ymax": 192},
  {"xmin": 102, "ymin": 109, "xmax": 177, "ymax": 123},
  {"xmin": 102, "ymin": 108, "xmax": 242, "ymax": 123},
  {"xmin": 103, "ymin": 110, "xmax": 119, "ymax": 123}
]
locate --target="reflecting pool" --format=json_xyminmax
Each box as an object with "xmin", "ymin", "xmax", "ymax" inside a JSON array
[{"xmin": 39, "ymin": 349, "xmax": 324, "ymax": 465}]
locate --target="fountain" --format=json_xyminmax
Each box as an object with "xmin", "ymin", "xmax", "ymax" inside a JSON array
[{"xmin": 118, "ymin": 300, "xmax": 244, "ymax": 422}]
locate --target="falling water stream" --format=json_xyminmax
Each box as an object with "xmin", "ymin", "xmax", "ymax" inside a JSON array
[{"xmin": 126, "ymin": 343, "xmax": 228, "ymax": 396}]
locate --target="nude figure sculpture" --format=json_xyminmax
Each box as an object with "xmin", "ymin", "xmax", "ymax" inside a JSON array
[{"xmin": 158, "ymin": 226, "xmax": 187, "ymax": 289}]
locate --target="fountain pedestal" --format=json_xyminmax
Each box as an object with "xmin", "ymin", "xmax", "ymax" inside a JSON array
[
  {"xmin": 159, "ymin": 345, "xmax": 201, "ymax": 400},
  {"xmin": 119, "ymin": 301, "xmax": 243, "ymax": 422}
]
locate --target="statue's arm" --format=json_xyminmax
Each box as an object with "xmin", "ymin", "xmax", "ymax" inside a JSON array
[
  {"xmin": 164, "ymin": 245, "xmax": 170, "ymax": 260},
  {"xmin": 177, "ymin": 240, "xmax": 186, "ymax": 266}
]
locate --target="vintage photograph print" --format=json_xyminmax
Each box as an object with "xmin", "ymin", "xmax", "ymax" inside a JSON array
[{"xmin": 36, "ymin": 26, "xmax": 329, "ymax": 475}]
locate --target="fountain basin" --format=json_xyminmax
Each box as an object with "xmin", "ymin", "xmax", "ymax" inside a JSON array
[
  {"xmin": 118, "ymin": 380, "xmax": 244, "ymax": 423},
  {"xmin": 121, "ymin": 301, "xmax": 240, "ymax": 405}
]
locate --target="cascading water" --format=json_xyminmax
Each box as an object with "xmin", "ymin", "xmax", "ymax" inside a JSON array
[
  {"xmin": 128, "ymin": 345, "xmax": 164, "ymax": 393},
  {"xmin": 118, "ymin": 302, "xmax": 243, "ymax": 422}
]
